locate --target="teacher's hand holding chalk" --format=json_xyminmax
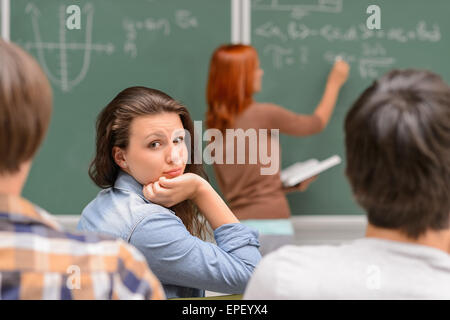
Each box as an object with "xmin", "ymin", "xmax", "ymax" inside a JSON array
[{"xmin": 329, "ymin": 57, "xmax": 350, "ymax": 88}]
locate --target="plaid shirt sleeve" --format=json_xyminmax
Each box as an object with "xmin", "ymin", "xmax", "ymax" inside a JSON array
[
  {"xmin": 0, "ymin": 194, "xmax": 165, "ymax": 300},
  {"xmin": 113, "ymin": 241, "xmax": 166, "ymax": 300}
]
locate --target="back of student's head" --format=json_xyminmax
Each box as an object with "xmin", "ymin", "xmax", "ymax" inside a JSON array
[
  {"xmin": 345, "ymin": 69, "xmax": 450, "ymax": 239},
  {"xmin": 0, "ymin": 40, "xmax": 52, "ymax": 174}
]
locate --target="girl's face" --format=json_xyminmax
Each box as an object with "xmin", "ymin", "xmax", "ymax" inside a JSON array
[
  {"xmin": 113, "ymin": 112, "xmax": 188, "ymax": 185},
  {"xmin": 253, "ymin": 58, "xmax": 264, "ymax": 93}
]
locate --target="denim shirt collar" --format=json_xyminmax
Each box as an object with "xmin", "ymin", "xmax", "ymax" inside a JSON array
[{"xmin": 113, "ymin": 171, "xmax": 149, "ymax": 203}]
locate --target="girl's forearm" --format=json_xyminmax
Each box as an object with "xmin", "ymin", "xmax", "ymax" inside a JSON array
[{"xmin": 192, "ymin": 181, "xmax": 239, "ymax": 230}]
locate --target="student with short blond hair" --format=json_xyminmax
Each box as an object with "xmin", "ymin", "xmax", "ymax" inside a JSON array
[
  {"xmin": 244, "ymin": 69, "xmax": 450, "ymax": 299},
  {"xmin": 0, "ymin": 40, "xmax": 164, "ymax": 300}
]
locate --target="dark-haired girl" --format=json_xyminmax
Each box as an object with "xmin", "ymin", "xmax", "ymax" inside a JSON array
[{"xmin": 77, "ymin": 87, "xmax": 261, "ymax": 298}]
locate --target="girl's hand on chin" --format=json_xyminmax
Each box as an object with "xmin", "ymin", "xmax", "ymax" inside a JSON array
[{"xmin": 142, "ymin": 173, "xmax": 204, "ymax": 207}]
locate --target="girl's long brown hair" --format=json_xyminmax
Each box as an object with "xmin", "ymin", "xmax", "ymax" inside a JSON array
[
  {"xmin": 89, "ymin": 86, "xmax": 209, "ymax": 239},
  {"xmin": 206, "ymin": 44, "xmax": 258, "ymax": 131}
]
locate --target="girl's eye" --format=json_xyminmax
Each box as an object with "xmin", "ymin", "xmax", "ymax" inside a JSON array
[
  {"xmin": 174, "ymin": 136, "xmax": 184, "ymax": 144},
  {"xmin": 149, "ymin": 141, "xmax": 161, "ymax": 149}
]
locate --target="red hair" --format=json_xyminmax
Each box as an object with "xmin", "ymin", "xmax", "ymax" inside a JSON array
[{"xmin": 206, "ymin": 44, "xmax": 258, "ymax": 131}]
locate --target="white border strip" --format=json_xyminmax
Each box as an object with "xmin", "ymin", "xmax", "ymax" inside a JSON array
[
  {"xmin": 241, "ymin": 0, "xmax": 251, "ymax": 44},
  {"xmin": 292, "ymin": 215, "xmax": 367, "ymax": 245},
  {"xmin": 231, "ymin": 0, "xmax": 241, "ymax": 44},
  {"xmin": 55, "ymin": 215, "xmax": 368, "ymax": 245},
  {"xmin": 1, "ymin": 0, "xmax": 10, "ymax": 41}
]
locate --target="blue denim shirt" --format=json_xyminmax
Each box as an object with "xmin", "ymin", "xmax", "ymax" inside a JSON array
[{"xmin": 77, "ymin": 171, "xmax": 261, "ymax": 298}]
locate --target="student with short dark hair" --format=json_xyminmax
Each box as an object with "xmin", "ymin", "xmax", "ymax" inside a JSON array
[
  {"xmin": 0, "ymin": 40, "xmax": 164, "ymax": 300},
  {"xmin": 244, "ymin": 69, "xmax": 450, "ymax": 299}
]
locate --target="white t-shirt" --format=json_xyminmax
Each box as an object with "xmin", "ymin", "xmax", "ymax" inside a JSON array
[{"xmin": 244, "ymin": 238, "xmax": 450, "ymax": 299}]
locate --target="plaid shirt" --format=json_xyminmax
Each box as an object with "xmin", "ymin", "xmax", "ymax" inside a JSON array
[{"xmin": 0, "ymin": 194, "xmax": 165, "ymax": 300}]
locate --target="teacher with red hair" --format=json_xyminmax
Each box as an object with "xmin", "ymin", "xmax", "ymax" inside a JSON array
[{"xmin": 205, "ymin": 44, "xmax": 349, "ymax": 254}]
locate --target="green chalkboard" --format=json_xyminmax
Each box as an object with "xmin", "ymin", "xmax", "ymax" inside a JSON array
[
  {"xmin": 251, "ymin": 0, "xmax": 450, "ymax": 215},
  {"xmin": 11, "ymin": 0, "xmax": 230, "ymax": 214},
  {"xmin": 9, "ymin": 0, "xmax": 450, "ymax": 217}
]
